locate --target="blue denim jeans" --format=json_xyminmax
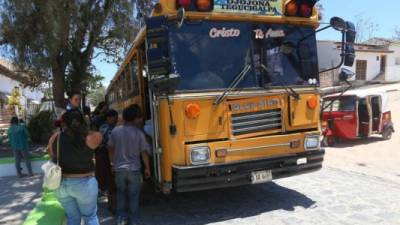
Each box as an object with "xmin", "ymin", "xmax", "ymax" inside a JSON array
[
  {"xmin": 114, "ymin": 170, "xmax": 141, "ymax": 225},
  {"xmin": 55, "ymin": 176, "xmax": 99, "ymax": 225},
  {"xmin": 13, "ymin": 149, "xmax": 32, "ymax": 175}
]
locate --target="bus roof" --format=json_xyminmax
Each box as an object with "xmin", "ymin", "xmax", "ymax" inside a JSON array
[
  {"xmin": 154, "ymin": 0, "xmax": 320, "ymax": 27},
  {"xmin": 324, "ymin": 89, "xmax": 390, "ymax": 113},
  {"xmin": 107, "ymin": 0, "xmax": 321, "ymax": 93},
  {"xmin": 325, "ymin": 89, "xmax": 388, "ymax": 99},
  {"xmin": 107, "ymin": 27, "xmax": 146, "ymax": 92}
]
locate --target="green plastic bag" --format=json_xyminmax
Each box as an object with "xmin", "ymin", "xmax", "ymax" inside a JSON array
[{"xmin": 23, "ymin": 188, "xmax": 65, "ymax": 225}]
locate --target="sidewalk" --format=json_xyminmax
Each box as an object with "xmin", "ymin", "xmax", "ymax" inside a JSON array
[
  {"xmin": 0, "ymin": 175, "xmax": 43, "ymax": 225},
  {"xmin": 0, "ymin": 173, "xmax": 115, "ymax": 225}
]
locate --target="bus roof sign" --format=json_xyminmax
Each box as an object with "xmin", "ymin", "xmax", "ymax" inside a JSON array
[{"xmin": 213, "ymin": 0, "xmax": 283, "ymax": 16}]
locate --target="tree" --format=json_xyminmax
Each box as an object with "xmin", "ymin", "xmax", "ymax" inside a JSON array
[
  {"xmin": 0, "ymin": 0, "xmax": 154, "ymax": 108},
  {"xmin": 87, "ymin": 86, "xmax": 107, "ymax": 107},
  {"xmin": 354, "ymin": 13, "xmax": 379, "ymax": 43},
  {"xmin": 316, "ymin": 3, "xmax": 324, "ymax": 21}
]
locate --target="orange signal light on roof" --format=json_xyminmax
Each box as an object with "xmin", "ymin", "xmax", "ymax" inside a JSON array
[
  {"xmin": 307, "ymin": 96, "xmax": 318, "ymax": 109},
  {"xmin": 185, "ymin": 103, "xmax": 201, "ymax": 119},
  {"xmin": 177, "ymin": 0, "xmax": 192, "ymax": 9},
  {"xmin": 285, "ymin": 0, "xmax": 298, "ymax": 16},
  {"xmin": 299, "ymin": 3, "xmax": 312, "ymax": 17},
  {"xmin": 196, "ymin": 0, "xmax": 212, "ymax": 11}
]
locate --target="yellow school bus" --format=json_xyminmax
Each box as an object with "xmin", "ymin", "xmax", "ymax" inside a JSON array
[{"xmin": 106, "ymin": 0, "xmax": 356, "ymax": 193}]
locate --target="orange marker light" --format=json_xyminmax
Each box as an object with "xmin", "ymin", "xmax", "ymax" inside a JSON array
[
  {"xmin": 196, "ymin": 0, "xmax": 212, "ymax": 11},
  {"xmin": 285, "ymin": 0, "xmax": 298, "ymax": 16},
  {"xmin": 307, "ymin": 96, "xmax": 318, "ymax": 109},
  {"xmin": 216, "ymin": 149, "xmax": 228, "ymax": 158},
  {"xmin": 290, "ymin": 140, "xmax": 301, "ymax": 149},
  {"xmin": 185, "ymin": 103, "xmax": 201, "ymax": 119}
]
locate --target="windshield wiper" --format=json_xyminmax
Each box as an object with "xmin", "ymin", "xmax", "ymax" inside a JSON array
[
  {"xmin": 260, "ymin": 64, "xmax": 300, "ymax": 100},
  {"xmin": 213, "ymin": 64, "xmax": 252, "ymax": 105}
]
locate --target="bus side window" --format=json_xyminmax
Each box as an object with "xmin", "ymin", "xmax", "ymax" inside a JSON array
[
  {"xmin": 122, "ymin": 70, "xmax": 128, "ymax": 99},
  {"xmin": 126, "ymin": 67, "xmax": 132, "ymax": 94},
  {"xmin": 131, "ymin": 58, "xmax": 139, "ymax": 96},
  {"xmin": 118, "ymin": 77, "xmax": 123, "ymax": 100}
]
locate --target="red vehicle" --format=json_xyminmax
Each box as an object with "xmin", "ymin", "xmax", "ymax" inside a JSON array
[{"xmin": 321, "ymin": 90, "xmax": 394, "ymax": 146}]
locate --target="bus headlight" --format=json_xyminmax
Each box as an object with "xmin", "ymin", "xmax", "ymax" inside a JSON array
[
  {"xmin": 190, "ymin": 146, "xmax": 210, "ymax": 165},
  {"xmin": 304, "ymin": 135, "xmax": 320, "ymax": 151}
]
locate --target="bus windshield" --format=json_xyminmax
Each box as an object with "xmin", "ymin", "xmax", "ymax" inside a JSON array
[{"xmin": 168, "ymin": 21, "xmax": 319, "ymax": 91}]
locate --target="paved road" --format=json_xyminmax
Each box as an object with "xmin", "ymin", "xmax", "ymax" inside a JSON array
[
  {"xmin": 3, "ymin": 167, "xmax": 399, "ymax": 225},
  {"xmin": 324, "ymin": 86, "xmax": 400, "ymax": 184},
  {"xmin": 97, "ymin": 84, "xmax": 400, "ymax": 225},
  {"xmin": 0, "ymin": 175, "xmax": 42, "ymax": 225},
  {"xmin": 2, "ymin": 83, "xmax": 400, "ymax": 225},
  {"xmin": 98, "ymin": 167, "xmax": 400, "ymax": 225}
]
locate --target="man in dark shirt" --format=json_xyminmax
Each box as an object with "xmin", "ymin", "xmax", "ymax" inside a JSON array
[
  {"xmin": 108, "ymin": 105, "xmax": 150, "ymax": 225},
  {"xmin": 96, "ymin": 109, "xmax": 119, "ymax": 212}
]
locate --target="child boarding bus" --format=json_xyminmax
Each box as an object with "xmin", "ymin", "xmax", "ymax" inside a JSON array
[{"xmin": 106, "ymin": 0, "xmax": 356, "ymax": 193}]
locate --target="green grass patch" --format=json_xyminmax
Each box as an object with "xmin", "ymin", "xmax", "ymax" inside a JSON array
[{"xmin": 0, "ymin": 155, "xmax": 49, "ymax": 165}]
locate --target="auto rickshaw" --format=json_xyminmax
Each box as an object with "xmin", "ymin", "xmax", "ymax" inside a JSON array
[{"xmin": 321, "ymin": 90, "xmax": 394, "ymax": 146}]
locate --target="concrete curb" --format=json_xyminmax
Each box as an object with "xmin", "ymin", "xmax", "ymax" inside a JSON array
[{"xmin": 0, "ymin": 160, "xmax": 47, "ymax": 177}]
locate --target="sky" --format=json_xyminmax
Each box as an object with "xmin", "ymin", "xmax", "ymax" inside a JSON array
[{"xmin": 1, "ymin": 0, "xmax": 399, "ymax": 87}]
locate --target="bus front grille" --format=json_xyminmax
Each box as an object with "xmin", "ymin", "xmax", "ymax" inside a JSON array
[{"xmin": 231, "ymin": 109, "xmax": 282, "ymax": 136}]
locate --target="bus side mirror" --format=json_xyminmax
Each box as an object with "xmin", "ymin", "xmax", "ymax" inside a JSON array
[
  {"xmin": 330, "ymin": 17, "xmax": 347, "ymax": 32},
  {"xmin": 149, "ymin": 74, "xmax": 181, "ymax": 95},
  {"xmin": 346, "ymin": 22, "xmax": 356, "ymax": 43},
  {"xmin": 344, "ymin": 44, "xmax": 355, "ymax": 67},
  {"xmin": 339, "ymin": 68, "xmax": 355, "ymax": 82}
]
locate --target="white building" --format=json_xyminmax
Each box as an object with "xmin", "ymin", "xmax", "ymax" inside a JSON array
[
  {"xmin": 317, "ymin": 38, "xmax": 400, "ymax": 84},
  {"xmin": 0, "ymin": 58, "xmax": 44, "ymax": 124}
]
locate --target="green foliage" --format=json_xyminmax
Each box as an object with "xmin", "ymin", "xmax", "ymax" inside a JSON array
[
  {"xmin": 0, "ymin": 0, "xmax": 155, "ymax": 106},
  {"xmin": 27, "ymin": 111, "xmax": 56, "ymax": 143},
  {"xmin": 87, "ymin": 86, "xmax": 106, "ymax": 107}
]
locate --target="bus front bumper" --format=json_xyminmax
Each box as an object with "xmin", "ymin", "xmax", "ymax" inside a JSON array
[{"xmin": 172, "ymin": 149, "xmax": 324, "ymax": 192}]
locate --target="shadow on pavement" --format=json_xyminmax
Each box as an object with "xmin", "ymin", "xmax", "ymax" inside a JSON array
[
  {"xmin": 329, "ymin": 136, "xmax": 386, "ymax": 148},
  {"xmin": 0, "ymin": 176, "xmax": 42, "ymax": 225},
  {"xmin": 99, "ymin": 182, "xmax": 315, "ymax": 225}
]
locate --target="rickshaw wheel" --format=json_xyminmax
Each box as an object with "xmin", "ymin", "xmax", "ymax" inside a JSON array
[
  {"xmin": 382, "ymin": 128, "xmax": 393, "ymax": 140},
  {"xmin": 322, "ymin": 136, "xmax": 336, "ymax": 147}
]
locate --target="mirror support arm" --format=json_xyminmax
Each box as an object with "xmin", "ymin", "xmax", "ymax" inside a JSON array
[{"xmin": 298, "ymin": 25, "xmax": 332, "ymax": 44}]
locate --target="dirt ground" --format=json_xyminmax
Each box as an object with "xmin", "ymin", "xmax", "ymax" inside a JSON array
[{"xmin": 324, "ymin": 83, "xmax": 400, "ymax": 184}]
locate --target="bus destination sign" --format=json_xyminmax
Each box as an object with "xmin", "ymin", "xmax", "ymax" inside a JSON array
[{"xmin": 213, "ymin": 0, "xmax": 283, "ymax": 16}]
